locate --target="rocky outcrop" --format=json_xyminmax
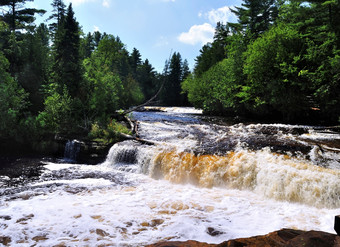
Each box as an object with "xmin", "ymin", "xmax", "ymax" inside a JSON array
[{"xmin": 146, "ymin": 229, "xmax": 340, "ymax": 247}]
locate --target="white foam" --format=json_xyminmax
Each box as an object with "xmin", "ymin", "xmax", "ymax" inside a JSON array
[{"xmin": 0, "ymin": 171, "xmax": 338, "ymax": 246}]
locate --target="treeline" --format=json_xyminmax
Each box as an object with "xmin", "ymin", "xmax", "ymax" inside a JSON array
[
  {"xmin": 183, "ymin": 0, "xmax": 340, "ymax": 124},
  {"xmin": 0, "ymin": 0, "xmax": 189, "ymax": 146}
]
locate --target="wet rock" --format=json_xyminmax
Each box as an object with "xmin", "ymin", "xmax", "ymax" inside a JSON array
[
  {"xmin": 0, "ymin": 223, "xmax": 8, "ymax": 229},
  {"xmin": 73, "ymin": 214, "xmax": 82, "ymax": 219},
  {"xmin": 16, "ymin": 214, "xmax": 34, "ymax": 224},
  {"xmin": 0, "ymin": 236, "xmax": 11, "ymax": 246},
  {"xmin": 32, "ymin": 236, "xmax": 48, "ymax": 242},
  {"xmin": 147, "ymin": 240, "xmax": 214, "ymax": 247},
  {"xmin": 206, "ymin": 227, "xmax": 224, "ymax": 237},
  {"xmin": 151, "ymin": 219, "xmax": 165, "ymax": 227},
  {"xmin": 0, "ymin": 158, "xmax": 45, "ymax": 188},
  {"xmin": 335, "ymin": 215, "xmax": 340, "ymax": 235},
  {"xmin": 141, "ymin": 222, "xmax": 150, "ymax": 227},
  {"xmin": 96, "ymin": 229, "xmax": 109, "ymax": 237},
  {"xmin": 146, "ymin": 229, "xmax": 340, "ymax": 247},
  {"xmin": 0, "ymin": 215, "xmax": 11, "ymax": 221}
]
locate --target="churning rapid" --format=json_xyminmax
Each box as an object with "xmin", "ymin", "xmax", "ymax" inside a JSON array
[{"xmin": 1, "ymin": 107, "xmax": 340, "ymax": 246}]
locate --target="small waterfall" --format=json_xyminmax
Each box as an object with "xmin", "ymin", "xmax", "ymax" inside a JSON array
[
  {"xmin": 104, "ymin": 140, "xmax": 157, "ymax": 174},
  {"xmin": 64, "ymin": 140, "xmax": 81, "ymax": 162},
  {"xmin": 105, "ymin": 141, "xmax": 140, "ymax": 165},
  {"xmin": 148, "ymin": 148, "xmax": 340, "ymax": 208}
]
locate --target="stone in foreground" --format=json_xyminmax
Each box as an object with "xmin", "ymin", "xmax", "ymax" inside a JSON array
[{"xmin": 146, "ymin": 229, "xmax": 340, "ymax": 247}]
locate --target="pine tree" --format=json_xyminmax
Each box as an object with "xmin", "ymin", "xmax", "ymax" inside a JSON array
[
  {"xmin": 194, "ymin": 23, "xmax": 229, "ymax": 76},
  {"xmin": 17, "ymin": 23, "xmax": 50, "ymax": 113},
  {"xmin": 229, "ymin": 0, "xmax": 280, "ymax": 40},
  {"xmin": 52, "ymin": 3, "xmax": 82, "ymax": 97},
  {"xmin": 129, "ymin": 47, "xmax": 142, "ymax": 75},
  {"xmin": 47, "ymin": 0, "xmax": 66, "ymax": 35},
  {"xmin": 0, "ymin": 0, "xmax": 45, "ymax": 33},
  {"xmin": 138, "ymin": 58, "xmax": 157, "ymax": 100},
  {"xmin": 80, "ymin": 32, "xmax": 95, "ymax": 59},
  {"xmin": 162, "ymin": 52, "xmax": 185, "ymax": 106}
]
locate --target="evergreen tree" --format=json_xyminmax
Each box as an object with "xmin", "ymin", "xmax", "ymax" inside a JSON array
[
  {"xmin": 18, "ymin": 23, "xmax": 50, "ymax": 113},
  {"xmin": 229, "ymin": 0, "xmax": 280, "ymax": 40},
  {"xmin": 0, "ymin": 0, "xmax": 45, "ymax": 33},
  {"xmin": 129, "ymin": 47, "xmax": 142, "ymax": 75},
  {"xmin": 181, "ymin": 59, "xmax": 190, "ymax": 81},
  {"xmin": 162, "ymin": 52, "xmax": 185, "ymax": 106},
  {"xmin": 138, "ymin": 59, "xmax": 158, "ymax": 100},
  {"xmin": 80, "ymin": 32, "xmax": 95, "ymax": 59},
  {"xmin": 47, "ymin": 0, "xmax": 66, "ymax": 35},
  {"xmin": 0, "ymin": 0, "xmax": 45, "ymax": 77},
  {"xmin": 0, "ymin": 36, "xmax": 28, "ymax": 139},
  {"xmin": 194, "ymin": 22, "xmax": 229, "ymax": 76},
  {"xmin": 52, "ymin": 3, "xmax": 82, "ymax": 98}
]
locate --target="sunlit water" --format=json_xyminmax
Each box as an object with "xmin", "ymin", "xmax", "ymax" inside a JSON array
[{"xmin": 1, "ymin": 107, "xmax": 340, "ymax": 246}]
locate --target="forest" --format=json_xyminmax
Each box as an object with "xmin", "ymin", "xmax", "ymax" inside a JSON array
[
  {"xmin": 0, "ymin": 0, "xmax": 189, "ymax": 149},
  {"xmin": 0, "ymin": 0, "xmax": 340, "ymax": 152},
  {"xmin": 183, "ymin": 0, "xmax": 340, "ymax": 124}
]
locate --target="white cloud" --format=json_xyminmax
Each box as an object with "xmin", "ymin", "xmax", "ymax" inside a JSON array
[
  {"xmin": 102, "ymin": 0, "xmax": 110, "ymax": 8},
  {"xmin": 207, "ymin": 6, "xmax": 233, "ymax": 24},
  {"xmin": 178, "ymin": 23, "xmax": 214, "ymax": 46}
]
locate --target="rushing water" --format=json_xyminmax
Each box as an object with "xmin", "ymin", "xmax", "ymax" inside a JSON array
[{"xmin": 1, "ymin": 107, "xmax": 340, "ymax": 246}]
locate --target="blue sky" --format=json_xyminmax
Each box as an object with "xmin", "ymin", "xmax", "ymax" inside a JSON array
[{"xmin": 30, "ymin": 0, "xmax": 242, "ymax": 72}]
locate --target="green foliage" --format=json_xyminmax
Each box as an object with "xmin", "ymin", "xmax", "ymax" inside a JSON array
[
  {"xmin": 120, "ymin": 74, "xmax": 145, "ymax": 107},
  {"xmin": 229, "ymin": 0, "xmax": 281, "ymax": 41},
  {"xmin": 162, "ymin": 52, "xmax": 189, "ymax": 106},
  {"xmin": 0, "ymin": 50, "xmax": 28, "ymax": 139},
  {"xmin": 88, "ymin": 120, "xmax": 131, "ymax": 144},
  {"xmin": 37, "ymin": 85, "xmax": 74, "ymax": 133},
  {"xmin": 84, "ymin": 57, "xmax": 122, "ymax": 120},
  {"xmin": 0, "ymin": 2, "xmax": 162, "ymax": 147},
  {"xmin": 183, "ymin": 58, "xmax": 242, "ymax": 114},
  {"xmin": 243, "ymin": 24, "xmax": 307, "ymax": 119},
  {"xmin": 17, "ymin": 24, "xmax": 50, "ymax": 113},
  {"xmin": 137, "ymin": 59, "xmax": 159, "ymax": 100},
  {"xmin": 183, "ymin": 0, "xmax": 340, "ymax": 123},
  {"xmin": 194, "ymin": 22, "xmax": 229, "ymax": 76},
  {"xmin": 0, "ymin": 0, "xmax": 46, "ymax": 33},
  {"xmin": 52, "ymin": 3, "xmax": 82, "ymax": 98}
]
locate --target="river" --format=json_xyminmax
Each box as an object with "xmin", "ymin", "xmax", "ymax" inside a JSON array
[{"xmin": 1, "ymin": 107, "xmax": 340, "ymax": 246}]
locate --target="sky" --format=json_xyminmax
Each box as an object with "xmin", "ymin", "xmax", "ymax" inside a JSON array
[{"xmin": 30, "ymin": 0, "xmax": 242, "ymax": 72}]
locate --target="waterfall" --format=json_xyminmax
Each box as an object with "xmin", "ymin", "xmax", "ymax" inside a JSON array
[
  {"xmin": 64, "ymin": 140, "xmax": 81, "ymax": 162},
  {"xmin": 100, "ymin": 108, "xmax": 340, "ymax": 208},
  {"xmin": 148, "ymin": 148, "xmax": 340, "ymax": 208}
]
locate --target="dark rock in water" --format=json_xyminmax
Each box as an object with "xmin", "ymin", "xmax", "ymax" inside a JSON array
[
  {"xmin": 0, "ymin": 236, "xmax": 11, "ymax": 246},
  {"xmin": 206, "ymin": 227, "xmax": 224, "ymax": 237},
  {"xmin": 0, "ymin": 216, "xmax": 11, "ymax": 221},
  {"xmin": 146, "ymin": 229, "xmax": 340, "ymax": 247},
  {"xmin": 335, "ymin": 215, "xmax": 340, "ymax": 236},
  {"xmin": 146, "ymin": 240, "xmax": 215, "ymax": 247},
  {"xmin": 76, "ymin": 140, "xmax": 113, "ymax": 164},
  {"xmin": 0, "ymin": 158, "xmax": 45, "ymax": 187},
  {"xmin": 59, "ymin": 138, "xmax": 113, "ymax": 164}
]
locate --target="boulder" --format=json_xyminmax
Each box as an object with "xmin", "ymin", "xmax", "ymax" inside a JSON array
[{"xmin": 146, "ymin": 229, "xmax": 340, "ymax": 247}]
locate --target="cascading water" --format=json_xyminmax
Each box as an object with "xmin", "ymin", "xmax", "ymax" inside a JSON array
[
  {"xmin": 0, "ymin": 107, "xmax": 340, "ymax": 246},
  {"xmin": 63, "ymin": 140, "xmax": 81, "ymax": 162}
]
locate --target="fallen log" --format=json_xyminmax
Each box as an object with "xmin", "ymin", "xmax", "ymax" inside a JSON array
[{"xmin": 118, "ymin": 132, "xmax": 154, "ymax": 146}]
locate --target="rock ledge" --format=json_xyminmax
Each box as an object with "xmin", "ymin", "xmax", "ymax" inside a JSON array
[{"xmin": 146, "ymin": 228, "xmax": 340, "ymax": 247}]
